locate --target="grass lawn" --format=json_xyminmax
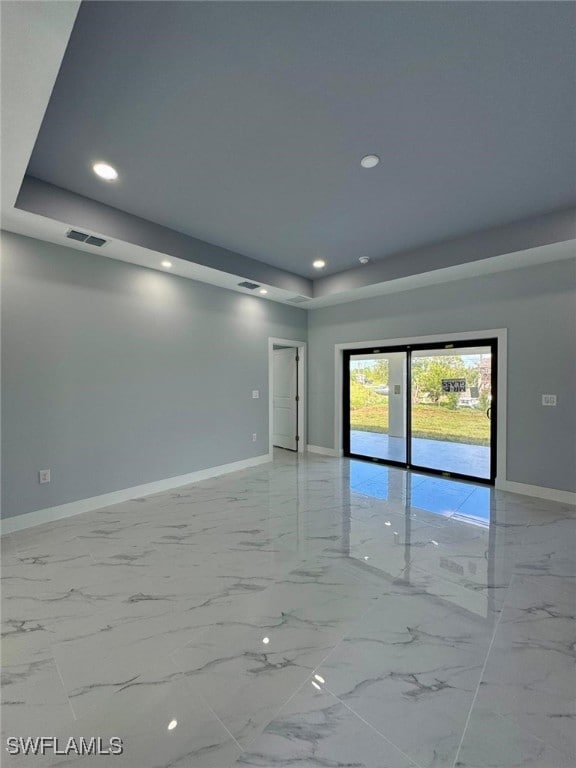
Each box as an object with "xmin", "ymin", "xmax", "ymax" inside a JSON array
[{"xmin": 351, "ymin": 403, "xmax": 490, "ymax": 446}]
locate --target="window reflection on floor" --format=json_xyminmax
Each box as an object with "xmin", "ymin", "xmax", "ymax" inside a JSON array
[{"xmin": 347, "ymin": 461, "xmax": 497, "ymax": 618}]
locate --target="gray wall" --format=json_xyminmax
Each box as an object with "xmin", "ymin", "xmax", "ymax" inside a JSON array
[
  {"xmin": 1, "ymin": 231, "xmax": 306, "ymax": 519},
  {"xmin": 308, "ymin": 259, "xmax": 576, "ymax": 492},
  {"xmin": 3, "ymin": 230, "xmax": 574, "ymax": 519}
]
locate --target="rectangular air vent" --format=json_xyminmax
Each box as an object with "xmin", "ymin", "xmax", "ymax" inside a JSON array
[
  {"xmin": 67, "ymin": 229, "xmax": 88, "ymax": 242},
  {"xmin": 287, "ymin": 296, "xmax": 310, "ymax": 304},
  {"xmin": 86, "ymin": 235, "xmax": 107, "ymax": 247},
  {"xmin": 237, "ymin": 281, "xmax": 260, "ymax": 290},
  {"xmin": 66, "ymin": 229, "xmax": 107, "ymax": 247}
]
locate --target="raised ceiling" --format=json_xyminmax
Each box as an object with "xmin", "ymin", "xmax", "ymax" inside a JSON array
[
  {"xmin": 24, "ymin": 1, "xmax": 576, "ymax": 280},
  {"xmin": 0, "ymin": 0, "xmax": 576, "ymax": 308}
]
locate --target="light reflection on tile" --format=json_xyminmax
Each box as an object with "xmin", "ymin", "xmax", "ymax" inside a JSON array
[{"xmin": 1, "ymin": 451, "xmax": 574, "ymax": 768}]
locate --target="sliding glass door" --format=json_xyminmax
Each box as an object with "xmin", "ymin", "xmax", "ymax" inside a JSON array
[
  {"xmin": 410, "ymin": 345, "xmax": 494, "ymax": 480},
  {"xmin": 344, "ymin": 340, "xmax": 497, "ymax": 483},
  {"xmin": 345, "ymin": 350, "xmax": 408, "ymax": 465}
]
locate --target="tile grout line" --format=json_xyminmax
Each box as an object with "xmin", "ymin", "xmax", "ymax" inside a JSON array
[
  {"xmin": 313, "ymin": 581, "xmax": 426, "ymax": 763},
  {"xmin": 300, "ymin": 569, "xmax": 430, "ymax": 768},
  {"xmin": 203, "ymin": 702, "xmax": 245, "ymax": 755},
  {"xmin": 454, "ymin": 485, "xmax": 484, "ymax": 515},
  {"xmin": 238, "ymin": 596, "xmax": 383, "ymax": 755},
  {"xmin": 450, "ymin": 573, "xmax": 517, "ymax": 768},
  {"xmin": 493, "ymin": 710, "xmax": 574, "ymax": 762},
  {"xmin": 238, "ymin": 640, "xmax": 356, "ymax": 754},
  {"xmin": 53, "ymin": 653, "xmax": 78, "ymax": 722},
  {"xmin": 167, "ymin": 649, "xmax": 245, "ymax": 753},
  {"xmin": 336, "ymin": 695, "xmax": 425, "ymax": 768},
  {"xmin": 180, "ymin": 671, "xmax": 246, "ymax": 755}
]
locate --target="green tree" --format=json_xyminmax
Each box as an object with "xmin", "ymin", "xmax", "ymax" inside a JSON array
[
  {"xmin": 371, "ymin": 360, "xmax": 389, "ymax": 386},
  {"xmin": 350, "ymin": 380, "xmax": 382, "ymax": 410},
  {"xmin": 412, "ymin": 356, "xmax": 467, "ymax": 405}
]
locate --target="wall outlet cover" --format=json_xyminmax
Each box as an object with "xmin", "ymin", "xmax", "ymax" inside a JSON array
[{"xmin": 39, "ymin": 469, "xmax": 51, "ymax": 484}]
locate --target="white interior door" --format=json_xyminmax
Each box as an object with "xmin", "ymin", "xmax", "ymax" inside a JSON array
[{"xmin": 273, "ymin": 348, "xmax": 298, "ymax": 450}]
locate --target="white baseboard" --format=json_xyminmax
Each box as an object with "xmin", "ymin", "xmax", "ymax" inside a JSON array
[
  {"xmin": 495, "ymin": 479, "xmax": 576, "ymax": 506},
  {"xmin": 4, "ymin": 453, "xmax": 572, "ymax": 536},
  {"xmin": 1, "ymin": 454, "xmax": 271, "ymax": 535},
  {"xmin": 307, "ymin": 444, "xmax": 340, "ymax": 457}
]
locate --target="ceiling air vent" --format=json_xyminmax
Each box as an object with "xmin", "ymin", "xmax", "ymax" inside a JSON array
[
  {"xmin": 237, "ymin": 281, "xmax": 260, "ymax": 290},
  {"xmin": 86, "ymin": 235, "xmax": 107, "ymax": 247},
  {"xmin": 66, "ymin": 229, "xmax": 108, "ymax": 247},
  {"xmin": 287, "ymin": 296, "xmax": 310, "ymax": 304},
  {"xmin": 67, "ymin": 229, "xmax": 89, "ymax": 242}
]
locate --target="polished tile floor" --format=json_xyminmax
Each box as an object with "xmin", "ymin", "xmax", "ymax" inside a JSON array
[{"xmin": 1, "ymin": 452, "xmax": 574, "ymax": 767}]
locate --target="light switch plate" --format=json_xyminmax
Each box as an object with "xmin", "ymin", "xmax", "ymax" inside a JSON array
[
  {"xmin": 39, "ymin": 469, "xmax": 51, "ymax": 484},
  {"xmin": 542, "ymin": 394, "xmax": 557, "ymax": 406},
  {"xmin": 252, "ymin": 390, "xmax": 259, "ymax": 399}
]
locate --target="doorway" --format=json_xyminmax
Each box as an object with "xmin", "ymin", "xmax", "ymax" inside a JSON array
[
  {"xmin": 273, "ymin": 347, "xmax": 299, "ymax": 450},
  {"xmin": 268, "ymin": 338, "xmax": 306, "ymax": 455},
  {"xmin": 343, "ymin": 339, "xmax": 497, "ymax": 483}
]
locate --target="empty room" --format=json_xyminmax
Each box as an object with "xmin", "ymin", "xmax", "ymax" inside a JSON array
[{"xmin": 1, "ymin": 2, "xmax": 575, "ymax": 767}]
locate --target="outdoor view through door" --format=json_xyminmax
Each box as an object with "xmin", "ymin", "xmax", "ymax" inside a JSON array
[{"xmin": 344, "ymin": 340, "xmax": 497, "ymax": 483}]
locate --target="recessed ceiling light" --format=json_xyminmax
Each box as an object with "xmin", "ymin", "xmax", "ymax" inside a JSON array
[
  {"xmin": 93, "ymin": 162, "xmax": 118, "ymax": 181},
  {"xmin": 259, "ymin": 288, "xmax": 268, "ymax": 295},
  {"xmin": 167, "ymin": 720, "xmax": 178, "ymax": 731},
  {"xmin": 262, "ymin": 637, "xmax": 270, "ymax": 644},
  {"xmin": 161, "ymin": 260, "xmax": 172, "ymax": 269},
  {"xmin": 313, "ymin": 259, "xmax": 326, "ymax": 269},
  {"xmin": 360, "ymin": 154, "xmax": 380, "ymax": 169}
]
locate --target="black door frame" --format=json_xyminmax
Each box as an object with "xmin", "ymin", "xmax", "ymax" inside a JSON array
[{"xmin": 343, "ymin": 338, "xmax": 498, "ymax": 484}]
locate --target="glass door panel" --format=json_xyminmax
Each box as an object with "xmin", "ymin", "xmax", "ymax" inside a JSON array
[
  {"xmin": 347, "ymin": 351, "xmax": 408, "ymax": 464},
  {"xmin": 410, "ymin": 346, "xmax": 494, "ymax": 480}
]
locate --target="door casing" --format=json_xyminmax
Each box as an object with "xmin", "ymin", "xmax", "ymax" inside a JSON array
[{"xmin": 268, "ymin": 337, "xmax": 307, "ymax": 456}]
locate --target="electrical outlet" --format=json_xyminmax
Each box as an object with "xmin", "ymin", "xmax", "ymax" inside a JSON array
[
  {"xmin": 542, "ymin": 394, "xmax": 557, "ymax": 406},
  {"xmin": 39, "ymin": 469, "xmax": 51, "ymax": 484},
  {"xmin": 252, "ymin": 390, "xmax": 259, "ymax": 399},
  {"xmin": 252, "ymin": 433, "xmax": 257, "ymax": 442}
]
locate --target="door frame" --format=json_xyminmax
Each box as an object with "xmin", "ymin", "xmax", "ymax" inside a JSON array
[
  {"xmin": 343, "ymin": 338, "xmax": 498, "ymax": 484},
  {"xmin": 268, "ymin": 337, "xmax": 307, "ymax": 456},
  {"xmin": 334, "ymin": 329, "xmax": 508, "ymax": 485}
]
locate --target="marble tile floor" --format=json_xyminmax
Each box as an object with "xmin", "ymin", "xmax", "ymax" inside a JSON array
[{"xmin": 1, "ymin": 451, "xmax": 574, "ymax": 768}]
